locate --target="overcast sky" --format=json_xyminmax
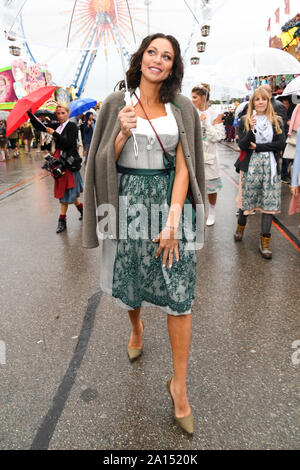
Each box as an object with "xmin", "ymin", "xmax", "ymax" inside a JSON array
[{"xmin": 0, "ymin": 0, "xmax": 299, "ymax": 100}]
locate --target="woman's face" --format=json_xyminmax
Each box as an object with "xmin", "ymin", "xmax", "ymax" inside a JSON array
[
  {"xmin": 56, "ymin": 107, "xmax": 69, "ymax": 124},
  {"xmin": 191, "ymin": 92, "xmax": 204, "ymax": 109},
  {"xmin": 253, "ymin": 94, "xmax": 268, "ymax": 114},
  {"xmin": 140, "ymin": 38, "xmax": 175, "ymax": 85}
]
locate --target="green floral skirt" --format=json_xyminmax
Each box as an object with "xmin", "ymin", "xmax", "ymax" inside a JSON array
[
  {"xmin": 241, "ymin": 152, "xmax": 281, "ymax": 214},
  {"xmin": 111, "ymin": 173, "xmax": 197, "ymax": 315}
]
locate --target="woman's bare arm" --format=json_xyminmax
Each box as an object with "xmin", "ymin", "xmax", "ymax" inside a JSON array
[
  {"xmin": 153, "ymin": 141, "xmax": 189, "ymax": 268},
  {"xmin": 166, "ymin": 140, "xmax": 189, "ymax": 229}
]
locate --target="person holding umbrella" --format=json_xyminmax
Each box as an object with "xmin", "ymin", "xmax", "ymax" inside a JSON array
[
  {"xmin": 30, "ymin": 103, "xmax": 84, "ymax": 233},
  {"xmin": 83, "ymin": 33, "xmax": 205, "ymax": 435},
  {"xmin": 234, "ymin": 87, "xmax": 285, "ymax": 258}
]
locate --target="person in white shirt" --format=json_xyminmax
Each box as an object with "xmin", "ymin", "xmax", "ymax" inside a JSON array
[{"xmin": 192, "ymin": 84, "xmax": 224, "ymax": 226}]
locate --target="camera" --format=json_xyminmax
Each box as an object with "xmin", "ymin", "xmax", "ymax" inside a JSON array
[
  {"xmin": 41, "ymin": 152, "xmax": 82, "ymax": 178},
  {"xmin": 41, "ymin": 153, "xmax": 66, "ymax": 178}
]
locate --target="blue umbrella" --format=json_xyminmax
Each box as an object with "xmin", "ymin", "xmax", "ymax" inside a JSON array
[{"xmin": 69, "ymin": 98, "xmax": 97, "ymax": 118}]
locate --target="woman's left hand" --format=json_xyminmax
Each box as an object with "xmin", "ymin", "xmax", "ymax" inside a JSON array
[
  {"xmin": 213, "ymin": 114, "xmax": 223, "ymax": 125},
  {"xmin": 153, "ymin": 227, "xmax": 179, "ymax": 269},
  {"xmin": 249, "ymin": 142, "xmax": 256, "ymax": 150},
  {"xmin": 46, "ymin": 127, "xmax": 55, "ymax": 135}
]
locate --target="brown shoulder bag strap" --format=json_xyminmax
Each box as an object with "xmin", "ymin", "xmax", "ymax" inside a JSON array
[{"xmin": 133, "ymin": 92, "xmax": 172, "ymax": 165}]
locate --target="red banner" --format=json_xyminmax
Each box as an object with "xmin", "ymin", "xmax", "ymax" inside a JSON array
[
  {"xmin": 275, "ymin": 8, "xmax": 280, "ymax": 24},
  {"xmin": 284, "ymin": 0, "xmax": 290, "ymax": 15}
]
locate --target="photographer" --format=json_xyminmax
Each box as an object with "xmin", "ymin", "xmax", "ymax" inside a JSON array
[{"xmin": 31, "ymin": 103, "xmax": 84, "ymax": 233}]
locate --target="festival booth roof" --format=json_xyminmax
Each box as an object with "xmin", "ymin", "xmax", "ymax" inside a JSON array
[
  {"xmin": 280, "ymin": 13, "xmax": 300, "ymax": 49},
  {"xmin": 0, "ymin": 63, "xmax": 52, "ymax": 110}
]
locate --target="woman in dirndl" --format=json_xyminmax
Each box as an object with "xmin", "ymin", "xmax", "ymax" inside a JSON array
[
  {"xmin": 234, "ymin": 87, "xmax": 285, "ymax": 259},
  {"xmin": 83, "ymin": 33, "xmax": 206, "ymax": 435},
  {"xmin": 191, "ymin": 84, "xmax": 224, "ymax": 226}
]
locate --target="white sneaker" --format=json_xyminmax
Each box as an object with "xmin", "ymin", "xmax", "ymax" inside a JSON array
[{"xmin": 206, "ymin": 206, "xmax": 216, "ymax": 226}]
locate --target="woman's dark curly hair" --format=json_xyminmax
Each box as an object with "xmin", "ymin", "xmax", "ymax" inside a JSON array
[{"xmin": 117, "ymin": 33, "xmax": 184, "ymax": 103}]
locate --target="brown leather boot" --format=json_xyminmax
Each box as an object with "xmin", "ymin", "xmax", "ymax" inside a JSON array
[
  {"xmin": 259, "ymin": 234, "xmax": 272, "ymax": 259},
  {"xmin": 234, "ymin": 224, "xmax": 246, "ymax": 242}
]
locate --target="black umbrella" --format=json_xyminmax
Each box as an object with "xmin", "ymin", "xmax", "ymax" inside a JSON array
[
  {"xmin": 27, "ymin": 112, "xmax": 48, "ymax": 132},
  {"xmin": 35, "ymin": 109, "xmax": 56, "ymax": 118}
]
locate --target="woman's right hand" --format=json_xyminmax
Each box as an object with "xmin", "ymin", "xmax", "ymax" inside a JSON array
[
  {"xmin": 118, "ymin": 105, "xmax": 137, "ymax": 138},
  {"xmin": 249, "ymin": 114, "xmax": 257, "ymax": 130},
  {"xmin": 45, "ymin": 127, "xmax": 54, "ymax": 135},
  {"xmin": 290, "ymin": 186, "xmax": 299, "ymax": 197}
]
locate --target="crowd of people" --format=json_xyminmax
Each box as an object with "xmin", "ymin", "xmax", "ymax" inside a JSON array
[{"xmin": 0, "ymin": 109, "xmax": 96, "ymax": 162}]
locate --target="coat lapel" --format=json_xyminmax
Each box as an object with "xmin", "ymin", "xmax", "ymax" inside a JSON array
[{"xmin": 170, "ymin": 102, "xmax": 192, "ymax": 161}]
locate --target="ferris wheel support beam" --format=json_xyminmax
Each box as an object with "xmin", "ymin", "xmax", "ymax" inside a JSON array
[
  {"xmin": 71, "ymin": 11, "xmax": 102, "ymax": 92},
  {"xmin": 76, "ymin": 50, "xmax": 98, "ymax": 98},
  {"xmin": 70, "ymin": 10, "xmax": 131, "ymax": 99},
  {"xmin": 19, "ymin": 11, "xmax": 36, "ymax": 63}
]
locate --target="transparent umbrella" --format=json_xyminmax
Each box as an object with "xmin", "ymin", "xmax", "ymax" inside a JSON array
[
  {"xmin": 280, "ymin": 76, "xmax": 300, "ymax": 97},
  {"xmin": 183, "ymin": 64, "xmax": 248, "ymax": 99},
  {"xmin": 216, "ymin": 47, "xmax": 300, "ymax": 80}
]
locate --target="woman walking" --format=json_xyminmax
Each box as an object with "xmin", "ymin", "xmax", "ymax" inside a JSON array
[
  {"xmin": 22, "ymin": 121, "xmax": 34, "ymax": 156},
  {"xmin": 191, "ymin": 84, "xmax": 224, "ymax": 226},
  {"xmin": 289, "ymin": 126, "xmax": 300, "ymax": 220},
  {"xmin": 30, "ymin": 103, "xmax": 84, "ymax": 233},
  {"xmin": 234, "ymin": 87, "xmax": 285, "ymax": 259},
  {"xmin": 83, "ymin": 33, "xmax": 205, "ymax": 435},
  {"xmin": 0, "ymin": 120, "xmax": 8, "ymax": 160}
]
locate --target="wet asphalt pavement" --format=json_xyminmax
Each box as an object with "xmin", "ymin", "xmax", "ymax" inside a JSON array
[{"xmin": 0, "ymin": 146, "xmax": 299, "ymax": 450}]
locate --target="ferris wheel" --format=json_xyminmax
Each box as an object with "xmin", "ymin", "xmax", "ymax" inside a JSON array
[
  {"xmin": 67, "ymin": 0, "xmax": 144, "ymax": 97},
  {"xmin": 2, "ymin": 0, "xmax": 145, "ymax": 98}
]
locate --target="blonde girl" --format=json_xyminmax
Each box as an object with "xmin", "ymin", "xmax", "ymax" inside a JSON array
[{"xmin": 234, "ymin": 87, "xmax": 285, "ymax": 259}]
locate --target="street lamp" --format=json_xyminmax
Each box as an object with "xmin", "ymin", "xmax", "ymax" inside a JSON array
[
  {"xmin": 190, "ymin": 57, "xmax": 200, "ymax": 65},
  {"xmin": 197, "ymin": 41, "xmax": 206, "ymax": 53},
  {"xmin": 9, "ymin": 45, "xmax": 21, "ymax": 56},
  {"xmin": 201, "ymin": 25, "xmax": 210, "ymax": 37}
]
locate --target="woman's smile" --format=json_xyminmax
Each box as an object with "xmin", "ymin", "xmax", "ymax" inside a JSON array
[{"xmin": 148, "ymin": 66, "xmax": 163, "ymax": 75}]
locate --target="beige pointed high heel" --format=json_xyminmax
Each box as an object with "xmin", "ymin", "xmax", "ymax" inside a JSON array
[
  {"xmin": 127, "ymin": 321, "xmax": 144, "ymax": 362},
  {"xmin": 166, "ymin": 378, "xmax": 194, "ymax": 435}
]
